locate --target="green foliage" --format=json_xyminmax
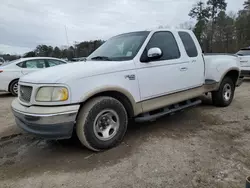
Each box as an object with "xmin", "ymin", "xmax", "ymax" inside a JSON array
[
  {"xmin": 207, "ymin": 0, "xmax": 227, "ymax": 18},
  {"xmin": 189, "ymin": 1, "xmax": 210, "ymax": 42},
  {"xmin": 20, "ymin": 40, "xmax": 104, "ymax": 60},
  {"xmin": 51, "ymin": 47, "xmax": 62, "ymax": 58},
  {"xmin": 189, "ymin": 0, "xmax": 250, "ymax": 53},
  {"xmin": 189, "ymin": 1, "xmax": 210, "ymax": 20},
  {"xmin": 23, "ymin": 51, "xmax": 36, "ymax": 58},
  {"xmin": 0, "ymin": 54, "xmax": 21, "ymax": 61},
  {"xmin": 244, "ymin": 0, "xmax": 250, "ymax": 10}
]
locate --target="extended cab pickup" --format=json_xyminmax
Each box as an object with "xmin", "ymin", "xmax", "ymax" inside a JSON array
[{"xmin": 11, "ymin": 29, "xmax": 242, "ymax": 151}]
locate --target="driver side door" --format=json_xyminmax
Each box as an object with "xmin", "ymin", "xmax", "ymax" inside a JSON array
[{"xmin": 136, "ymin": 31, "xmax": 188, "ymax": 101}]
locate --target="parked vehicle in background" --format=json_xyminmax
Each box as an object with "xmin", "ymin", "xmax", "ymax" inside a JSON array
[
  {"xmin": 71, "ymin": 57, "xmax": 86, "ymax": 62},
  {"xmin": 236, "ymin": 47, "xmax": 250, "ymax": 77},
  {"xmin": 0, "ymin": 57, "xmax": 67, "ymax": 96},
  {"xmin": 0, "ymin": 57, "xmax": 5, "ymax": 66},
  {"xmin": 12, "ymin": 29, "xmax": 242, "ymax": 151}
]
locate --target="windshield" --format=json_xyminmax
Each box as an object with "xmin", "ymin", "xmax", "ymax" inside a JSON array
[
  {"xmin": 236, "ymin": 50, "xmax": 250, "ymax": 56},
  {"xmin": 88, "ymin": 31, "xmax": 150, "ymax": 61}
]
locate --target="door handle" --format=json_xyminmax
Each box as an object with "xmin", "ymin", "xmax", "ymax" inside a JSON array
[{"xmin": 180, "ymin": 67, "xmax": 188, "ymax": 71}]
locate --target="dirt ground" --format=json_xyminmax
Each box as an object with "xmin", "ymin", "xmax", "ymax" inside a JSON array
[{"xmin": 1, "ymin": 81, "xmax": 250, "ymax": 188}]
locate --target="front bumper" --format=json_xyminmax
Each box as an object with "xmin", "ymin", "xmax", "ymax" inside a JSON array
[{"xmin": 11, "ymin": 99, "xmax": 80, "ymax": 139}]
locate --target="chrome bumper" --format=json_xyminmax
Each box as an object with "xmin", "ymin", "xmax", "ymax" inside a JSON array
[{"xmin": 11, "ymin": 99, "xmax": 80, "ymax": 139}]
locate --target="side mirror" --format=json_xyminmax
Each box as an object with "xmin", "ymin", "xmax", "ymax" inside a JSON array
[{"xmin": 147, "ymin": 47, "xmax": 162, "ymax": 59}]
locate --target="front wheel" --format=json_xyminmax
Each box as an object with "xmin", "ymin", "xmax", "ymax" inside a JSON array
[
  {"xmin": 76, "ymin": 97, "xmax": 128, "ymax": 151},
  {"xmin": 212, "ymin": 77, "xmax": 235, "ymax": 107}
]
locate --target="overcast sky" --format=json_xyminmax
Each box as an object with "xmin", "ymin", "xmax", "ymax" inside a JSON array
[{"xmin": 0, "ymin": 0, "xmax": 246, "ymax": 54}]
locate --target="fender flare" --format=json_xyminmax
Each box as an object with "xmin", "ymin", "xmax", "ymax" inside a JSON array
[
  {"xmin": 79, "ymin": 86, "xmax": 142, "ymax": 116},
  {"xmin": 219, "ymin": 68, "xmax": 240, "ymax": 84}
]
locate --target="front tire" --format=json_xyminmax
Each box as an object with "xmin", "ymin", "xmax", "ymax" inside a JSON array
[
  {"xmin": 76, "ymin": 97, "xmax": 128, "ymax": 151},
  {"xmin": 212, "ymin": 77, "xmax": 235, "ymax": 107},
  {"xmin": 9, "ymin": 80, "xmax": 19, "ymax": 96}
]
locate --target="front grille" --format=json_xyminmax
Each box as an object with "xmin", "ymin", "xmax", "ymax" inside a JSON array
[{"xmin": 19, "ymin": 85, "xmax": 33, "ymax": 103}]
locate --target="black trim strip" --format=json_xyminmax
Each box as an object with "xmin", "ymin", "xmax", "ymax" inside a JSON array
[{"xmin": 139, "ymin": 85, "xmax": 203, "ymax": 102}]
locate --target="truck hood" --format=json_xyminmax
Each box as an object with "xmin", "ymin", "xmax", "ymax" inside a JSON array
[{"xmin": 19, "ymin": 60, "xmax": 134, "ymax": 84}]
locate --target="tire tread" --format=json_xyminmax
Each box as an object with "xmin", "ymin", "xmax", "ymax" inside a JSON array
[
  {"xmin": 212, "ymin": 76, "xmax": 235, "ymax": 107},
  {"xmin": 76, "ymin": 96, "xmax": 127, "ymax": 151}
]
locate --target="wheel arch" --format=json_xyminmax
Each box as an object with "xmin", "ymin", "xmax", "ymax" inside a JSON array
[
  {"xmin": 8, "ymin": 78, "xmax": 19, "ymax": 92},
  {"xmin": 79, "ymin": 88, "xmax": 142, "ymax": 118},
  {"xmin": 221, "ymin": 69, "xmax": 239, "ymax": 86}
]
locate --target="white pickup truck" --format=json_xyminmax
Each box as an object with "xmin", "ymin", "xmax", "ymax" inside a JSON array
[
  {"xmin": 236, "ymin": 47, "xmax": 250, "ymax": 77},
  {"xmin": 12, "ymin": 29, "xmax": 242, "ymax": 151}
]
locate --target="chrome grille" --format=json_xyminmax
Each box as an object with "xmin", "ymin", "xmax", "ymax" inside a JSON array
[{"xmin": 19, "ymin": 85, "xmax": 33, "ymax": 103}]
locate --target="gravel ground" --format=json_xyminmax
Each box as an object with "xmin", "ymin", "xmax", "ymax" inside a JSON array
[{"xmin": 0, "ymin": 82, "xmax": 250, "ymax": 188}]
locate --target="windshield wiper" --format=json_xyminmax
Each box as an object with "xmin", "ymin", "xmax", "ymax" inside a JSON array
[{"xmin": 91, "ymin": 56, "xmax": 111, "ymax": 61}]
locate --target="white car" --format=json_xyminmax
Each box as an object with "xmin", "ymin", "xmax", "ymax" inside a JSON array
[
  {"xmin": 236, "ymin": 47, "xmax": 250, "ymax": 77},
  {"xmin": 0, "ymin": 57, "xmax": 67, "ymax": 96},
  {"xmin": 12, "ymin": 29, "xmax": 242, "ymax": 151}
]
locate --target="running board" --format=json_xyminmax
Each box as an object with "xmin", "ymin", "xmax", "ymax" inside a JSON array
[
  {"xmin": 135, "ymin": 99, "xmax": 201, "ymax": 122},
  {"xmin": 205, "ymin": 79, "xmax": 217, "ymax": 85}
]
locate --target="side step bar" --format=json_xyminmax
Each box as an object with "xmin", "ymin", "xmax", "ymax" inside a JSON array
[
  {"xmin": 205, "ymin": 79, "xmax": 217, "ymax": 85},
  {"xmin": 135, "ymin": 98, "xmax": 201, "ymax": 122}
]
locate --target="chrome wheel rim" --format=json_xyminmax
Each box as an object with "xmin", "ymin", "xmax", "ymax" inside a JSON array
[
  {"xmin": 13, "ymin": 83, "xmax": 18, "ymax": 95},
  {"xmin": 223, "ymin": 83, "xmax": 232, "ymax": 101},
  {"xmin": 93, "ymin": 109, "xmax": 120, "ymax": 141}
]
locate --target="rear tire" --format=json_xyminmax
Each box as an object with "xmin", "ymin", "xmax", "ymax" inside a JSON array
[
  {"xmin": 76, "ymin": 96, "xmax": 128, "ymax": 151},
  {"xmin": 212, "ymin": 77, "xmax": 235, "ymax": 107},
  {"xmin": 9, "ymin": 80, "xmax": 19, "ymax": 96}
]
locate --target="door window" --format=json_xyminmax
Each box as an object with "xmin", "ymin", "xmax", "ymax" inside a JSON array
[
  {"xmin": 141, "ymin": 31, "xmax": 180, "ymax": 62},
  {"xmin": 47, "ymin": 59, "xmax": 66, "ymax": 67},
  {"xmin": 178, "ymin": 32, "xmax": 198, "ymax": 57},
  {"xmin": 25, "ymin": 60, "xmax": 46, "ymax": 68}
]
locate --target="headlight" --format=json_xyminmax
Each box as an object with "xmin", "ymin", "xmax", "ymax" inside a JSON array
[{"xmin": 36, "ymin": 87, "xmax": 69, "ymax": 102}]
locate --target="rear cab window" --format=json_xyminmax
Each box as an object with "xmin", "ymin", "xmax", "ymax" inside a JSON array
[{"xmin": 178, "ymin": 31, "xmax": 198, "ymax": 57}]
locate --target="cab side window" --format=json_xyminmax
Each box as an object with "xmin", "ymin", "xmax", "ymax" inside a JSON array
[{"xmin": 141, "ymin": 31, "xmax": 180, "ymax": 62}]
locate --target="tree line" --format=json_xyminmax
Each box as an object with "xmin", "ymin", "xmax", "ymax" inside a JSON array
[
  {"xmin": 1, "ymin": 0, "xmax": 249, "ymax": 62},
  {"xmin": 189, "ymin": 0, "xmax": 250, "ymax": 53},
  {"xmin": 0, "ymin": 40, "xmax": 105, "ymax": 62},
  {"xmin": 23, "ymin": 40, "xmax": 105, "ymax": 60}
]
